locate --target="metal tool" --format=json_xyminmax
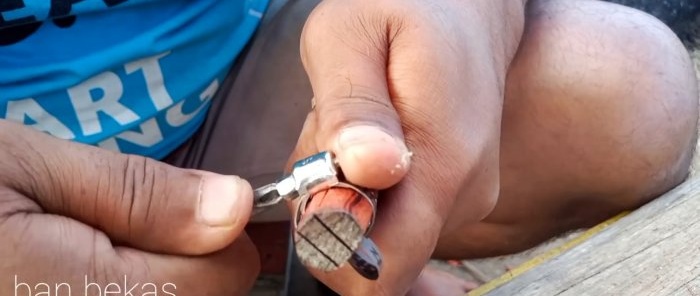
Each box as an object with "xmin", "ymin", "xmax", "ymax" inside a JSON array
[
  {"xmin": 253, "ymin": 151, "xmax": 339, "ymax": 212},
  {"xmin": 253, "ymin": 151, "xmax": 382, "ymax": 280}
]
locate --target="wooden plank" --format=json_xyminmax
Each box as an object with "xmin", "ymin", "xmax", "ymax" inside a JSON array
[
  {"xmin": 482, "ymin": 177, "xmax": 700, "ymax": 296},
  {"xmin": 468, "ymin": 212, "xmax": 629, "ymax": 296}
]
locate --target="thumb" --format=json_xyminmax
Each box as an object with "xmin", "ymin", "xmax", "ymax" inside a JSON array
[
  {"xmin": 1, "ymin": 121, "xmax": 253, "ymax": 256},
  {"xmin": 299, "ymin": 3, "xmax": 411, "ymax": 189}
]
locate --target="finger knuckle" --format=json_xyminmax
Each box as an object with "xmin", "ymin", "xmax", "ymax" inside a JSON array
[
  {"xmin": 318, "ymin": 85, "xmax": 398, "ymax": 129},
  {"xmin": 117, "ymin": 155, "xmax": 160, "ymax": 239},
  {"xmin": 0, "ymin": 128, "xmax": 61, "ymax": 207},
  {"xmin": 86, "ymin": 232, "xmax": 125, "ymax": 285},
  {"xmin": 302, "ymin": 0, "xmax": 407, "ymax": 55}
]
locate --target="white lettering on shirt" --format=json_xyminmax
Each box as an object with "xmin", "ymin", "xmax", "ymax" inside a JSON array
[
  {"xmin": 166, "ymin": 79, "xmax": 218, "ymax": 127},
  {"xmin": 124, "ymin": 51, "xmax": 174, "ymax": 111},
  {"xmin": 5, "ymin": 51, "xmax": 217, "ymax": 154},
  {"xmin": 67, "ymin": 71, "xmax": 140, "ymax": 136},
  {"xmin": 5, "ymin": 98, "xmax": 76, "ymax": 140},
  {"xmin": 98, "ymin": 117, "xmax": 164, "ymax": 151}
]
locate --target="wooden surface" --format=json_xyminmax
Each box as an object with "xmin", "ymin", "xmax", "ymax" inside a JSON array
[
  {"xmin": 294, "ymin": 187, "xmax": 373, "ymax": 271},
  {"xmin": 483, "ymin": 177, "xmax": 700, "ymax": 296}
]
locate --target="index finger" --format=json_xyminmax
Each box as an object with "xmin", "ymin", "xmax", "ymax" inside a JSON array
[{"xmin": 0, "ymin": 189, "xmax": 260, "ymax": 296}]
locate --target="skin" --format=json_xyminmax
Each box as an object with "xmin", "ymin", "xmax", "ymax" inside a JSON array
[
  {"xmin": 0, "ymin": 120, "xmax": 260, "ymax": 295},
  {"xmin": 407, "ymin": 267, "xmax": 478, "ymax": 296},
  {"xmin": 437, "ymin": 0, "xmax": 698, "ymax": 259},
  {"xmin": 0, "ymin": 0, "xmax": 697, "ymax": 295},
  {"xmin": 288, "ymin": 1, "xmax": 526, "ymax": 293},
  {"xmin": 289, "ymin": 0, "xmax": 697, "ymax": 294}
]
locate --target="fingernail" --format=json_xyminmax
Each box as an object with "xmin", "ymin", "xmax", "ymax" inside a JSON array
[
  {"xmin": 199, "ymin": 175, "xmax": 251, "ymax": 227},
  {"xmin": 338, "ymin": 125, "xmax": 406, "ymax": 152}
]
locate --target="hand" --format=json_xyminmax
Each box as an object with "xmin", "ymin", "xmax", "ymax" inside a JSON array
[
  {"xmin": 0, "ymin": 120, "xmax": 259, "ymax": 295},
  {"xmin": 291, "ymin": 0, "xmax": 525, "ymax": 294}
]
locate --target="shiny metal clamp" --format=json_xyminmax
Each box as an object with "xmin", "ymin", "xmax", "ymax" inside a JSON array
[
  {"xmin": 253, "ymin": 151, "xmax": 377, "ymax": 233},
  {"xmin": 252, "ymin": 151, "xmax": 382, "ymax": 280}
]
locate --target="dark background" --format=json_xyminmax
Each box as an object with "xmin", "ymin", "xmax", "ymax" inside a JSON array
[{"xmin": 606, "ymin": 0, "xmax": 699, "ymax": 43}]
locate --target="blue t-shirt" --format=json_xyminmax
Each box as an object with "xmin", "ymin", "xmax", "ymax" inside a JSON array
[{"xmin": 0, "ymin": 0, "xmax": 269, "ymax": 159}]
